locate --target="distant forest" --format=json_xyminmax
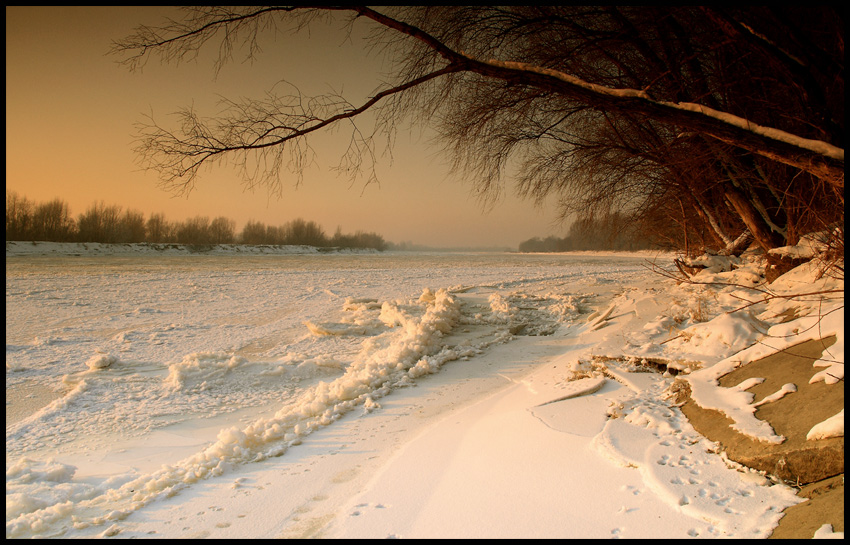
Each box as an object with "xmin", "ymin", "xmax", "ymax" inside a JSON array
[
  {"xmin": 519, "ymin": 213, "xmax": 656, "ymax": 253},
  {"xmin": 5, "ymin": 191, "xmax": 388, "ymax": 250}
]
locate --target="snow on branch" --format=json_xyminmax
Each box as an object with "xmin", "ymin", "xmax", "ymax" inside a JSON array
[
  {"xmin": 347, "ymin": 7, "xmax": 844, "ymax": 187},
  {"xmin": 478, "ymin": 59, "xmax": 843, "ymax": 163}
]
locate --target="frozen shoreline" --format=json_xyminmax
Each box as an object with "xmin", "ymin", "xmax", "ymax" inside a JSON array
[
  {"xmin": 5, "ymin": 240, "xmax": 674, "ymax": 259},
  {"xmin": 5, "ymin": 240, "xmax": 378, "ymax": 257}
]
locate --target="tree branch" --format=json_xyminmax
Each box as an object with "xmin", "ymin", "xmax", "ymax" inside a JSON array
[
  {"xmin": 321, "ymin": 7, "xmax": 843, "ymax": 189},
  {"xmin": 118, "ymin": 6, "xmax": 844, "ymax": 194},
  {"xmin": 136, "ymin": 64, "xmax": 461, "ymax": 190}
]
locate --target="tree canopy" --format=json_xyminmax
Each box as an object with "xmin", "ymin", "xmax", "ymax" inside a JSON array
[{"xmin": 112, "ymin": 6, "xmax": 844, "ymax": 255}]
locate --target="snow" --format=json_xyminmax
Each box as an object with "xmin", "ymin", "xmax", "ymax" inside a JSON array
[
  {"xmin": 4, "ymin": 241, "xmax": 337, "ymax": 257},
  {"xmin": 769, "ymin": 231, "xmax": 836, "ymax": 260},
  {"xmin": 681, "ymin": 258, "xmax": 844, "ymax": 442},
  {"xmin": 478, "ymin": 58, "xmax": 844, "ymax": 162},
  {"xmin": 6, "ymin": 241, "xmax": 843, "ymax": 538},
  {"xmin": 752, "ymin": 383, "xmax": 797, "ymax": 408},
  {"xmin": 806, "ymin": 410, "xmax": 844, "ymax": 441},
  {"xmin": 814, "ymin": 523, "xmax": 845, "ymax": 539}
]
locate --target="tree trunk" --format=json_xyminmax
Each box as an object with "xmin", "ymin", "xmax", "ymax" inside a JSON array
[
  {"xmin": 724, "ymin": 188, "xmax": 785, "ymax": 252},
  {"xmin": 689, "ymin": 190, "xmax": 733, "ymax": 248},
  {"xmin": 719, "ymin": 229, "xmax": 754, "ymax": 257}
]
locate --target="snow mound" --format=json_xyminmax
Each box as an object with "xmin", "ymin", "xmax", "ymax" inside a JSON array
[{"xmin": 85, "ymin": 353, "xmax": 117, "ymax": 371}]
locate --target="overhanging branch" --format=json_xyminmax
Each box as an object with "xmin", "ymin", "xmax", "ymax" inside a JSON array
[
  {"xmin": 347, "ymin": 6, "xmax": 844, "ymax": 188},
  {"xmin": 137, "ymin": 64, "xmax": 461, "ymax": 188},
  {"xmin": 121, "ymin": 6, "xmax": 844, "ymax": 191}
]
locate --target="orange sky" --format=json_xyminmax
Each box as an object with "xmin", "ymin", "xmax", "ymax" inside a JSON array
[{"xmin": 6, "ymin": 6, "xmax": 564, "ymax": 248}]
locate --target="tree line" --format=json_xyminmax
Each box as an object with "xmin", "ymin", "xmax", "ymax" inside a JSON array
[
  {"xmin": 5, "ymin": 191, "xmax": 388, "ymax": 250},
  {"xmin": 519, "ymin": 213, "xmax": 655, "ymax": 253}
]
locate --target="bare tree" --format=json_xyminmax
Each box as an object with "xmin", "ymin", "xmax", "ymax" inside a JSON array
[
  {"xmin": 112, "ymin": 7, "xmax": 843, "ymax": 254},
  {"xmin": 175, "ymin": 215, "xmax": 213, "ymax": 245},
  {"xmin": 209, "ymin": 216, "xmax": 236, "ymax": 244},
  {"xmin": 145, "ymin": 212, "xmax": 173, "ymax": 243},
  {"xmin": 36, "ymin": 199, "xmax": 75, "ymax": 242},
  {"xmin": 77, "ymin": 201, "xmax": 124, "ymax": 243},
  {"xmin": 119, "ymin": 209, "xmax": 147, "ymax": 243},
  {"xmin": 6, "ymin": 190, "xmax": 35, "ymax": 241},
  {"xmin": 6, "ymin": 194, "xmax": 75, "ymax": 242},
  {"xmin": 282, "ymin": 217, "xmax": 327, "ymax": 247},
  {"xmin": 240, "ymin": 220, "xmax": 269, "ymax": 245}
]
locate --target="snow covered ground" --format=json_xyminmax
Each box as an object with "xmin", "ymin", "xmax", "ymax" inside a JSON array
[{"xmin": 5, "ymin": 242, "xmax": 844, "ymax": 538}]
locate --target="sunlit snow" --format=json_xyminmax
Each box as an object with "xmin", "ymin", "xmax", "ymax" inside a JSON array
[{"xmin": 5, "ymin": 241, "xmax": 843, "ymax": 539}]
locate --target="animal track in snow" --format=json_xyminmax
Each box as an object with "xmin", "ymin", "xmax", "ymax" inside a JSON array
[{"xmin": 349, "ymin": 502, "xmax": 388, "ymax": 518}]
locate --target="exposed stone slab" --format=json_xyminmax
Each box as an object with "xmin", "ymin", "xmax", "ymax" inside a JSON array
[{"xmin": 675, "ymin": 336, "xmax": 843, "ymax": 485}]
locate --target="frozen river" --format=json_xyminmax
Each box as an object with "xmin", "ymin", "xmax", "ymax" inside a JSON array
[{"xmin": 6, "ymin": 249, "xmax": 654, "ymax": 537}]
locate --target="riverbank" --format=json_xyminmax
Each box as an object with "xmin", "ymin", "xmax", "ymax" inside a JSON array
[{"xmin": 5, "ymin": 240, "xmax": 381, "ymax": 257}]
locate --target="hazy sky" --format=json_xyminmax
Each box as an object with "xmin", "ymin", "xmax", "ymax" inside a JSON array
[{"xmin": 6, "ymin": 6, "xmax": 566, "ymax": 248}]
